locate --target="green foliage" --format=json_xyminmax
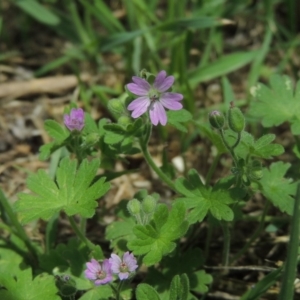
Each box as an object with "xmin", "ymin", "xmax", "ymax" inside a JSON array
[
  {"xmin": 102, "ymin": 118, "xmax": 143, "ymax": 155},
  {"xmin": 169, "ymin": 274, "xmax": 190, "ymax": 300},
  {"xmin": 39, "ymin": 238, "xmax": 91, "ymax": 276},
  {"xmin": 167, "ymin": 109, "xmax": 192, "ymax": 132},
  {"xmin": 39, "ymin": 120, "xmax": 70, "ymax": 160},
  {"xmin": 0, "ymin": 268, "xmax": 60, "ymax": 300},
  {"xmin": 128, "ymin": 202, "xmax": 188, "ymax": 266},
  {"xmin": 240, "ymin": 267, "xmax": 282, "ymax": 300},
  {"xmin": 259, "ymin": 162, "xmax": 297, "ymax": 215},
  {"xmin": 189, "ymin": 51, "xmax": 257, "ymax": 87},
  {"xmin": 192, "ymin": 270, "xmax": 213, "ymax": 294},
  {"xmin": 15, "ymin": 0, "xmax": 60, "ymax": 26},
  {"xmin": 197, "ymin": 123, "xmax": 228, "ymax": 154},
  {"xmin": 15, "ymin": 157, "xmax": 110, "ymax": 224},
  {"xmin": 145, "ymin": 248, "xmax": 211, "ymax": 300},
  {"xmin": 106, "ymin": 200, "xmax": 136, "ymax": 251},
  {"xmin": 79, "ymin": 285, "xmax": 113, "ymax": 300},
  {"xmin": 175, "ymin": 169, "xmax": 240, "ymax": 223},
  {"xmin": 235, "ymin": 133, "xmax": 284, "ymax": 160},
  {"xmin": 136, "ymin": 284, "xmax": 161, "ymax": 300},
  {"xmin": 249, "ymin": 74, "xmax": 300, "ymax": 134}
]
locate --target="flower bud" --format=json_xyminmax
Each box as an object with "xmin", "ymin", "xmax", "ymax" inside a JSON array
[
  {"xmin": 82, "ymin": 133, "xmax": 100, "ymax": 147},
  {"xmin": 127, "ymin": 199, "xmax": 141, "ymax": 216},
  {"xmin": 118, "ymin": 116, "xmax": 132, "ymax": 127},
  {"xmin": 209, "ymin": 110, "xmax": 225, "ymax": 129},
  {"xmin": 228, "ymin": 105, "xmax": 245, "ymax": 133},
  {"xmin": 141, "ymin": 195, "xmax": 157, "ymax": 214},
  {"xmin": 249, "ymin": 160, "xmax": 263, "ymax": 180},
  {"xmin": 108, "ymin": 99, "xmax": 125, "ymax": 115}
]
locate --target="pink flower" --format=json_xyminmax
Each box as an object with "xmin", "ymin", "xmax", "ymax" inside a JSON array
[
  {"xmin": 64, "ymin": 108, "xmax": 85, "ymax": 131},
  {"xmin": 127, "ymin": 71, "xmax": 183, "ymax": 126},
  {"xmin": 109, "ymin": 252, "xmax": 138, "ymax": 280},
  {"xmin": 85, "ymin": 259, "xmax": 113, "ymax": 285}
]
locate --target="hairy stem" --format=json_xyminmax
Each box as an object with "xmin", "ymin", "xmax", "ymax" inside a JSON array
[
  {"xmin": 68, "ymin": 216, "xmax": 95, "ymax": 251},
  {"xmin": 205, "ymin": 153, "xmax": 221, "ymax": 186},
  {"xmin": 140, "ymin": 123, "xmax": 177, "ymax": 193}
]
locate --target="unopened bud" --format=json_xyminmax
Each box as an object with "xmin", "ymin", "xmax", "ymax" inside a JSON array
[
  {"xmin": 141, "ymin": 196, "xmax": 157, "ymax": 214},
  {"xmin": 250, "ymin": 160, "xmax": 263, "ymax": 180},
  {"xmin": 108, "ymin": 99, "xmax": 125, "ymax": 115},
  {"xmin": 127, "ymin": 199, "xmax": 141, "ymax": 216},
  {"xmin": 228, "ymin": 104, "xmax": 245, "ymax": 133},
  {"xmin": 118, "ymin": 116, "xmax": 132, "ymax": 127},
  {"xmin": 82, "ymin": 132, "xmax": 100, "ymax": 147},
  {"xmin": 209, "ymin": 110, "xmax": 225, "ymax": 129}
]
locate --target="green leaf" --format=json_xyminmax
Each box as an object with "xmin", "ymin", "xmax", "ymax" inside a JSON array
[
  {"xmin": 15, "ymin": 157, "xmax": 110, "ymax": 224},
  {"xmin": 167, "ymin": 109, "xmax": 192, "ymax": 132},
  {"xmin": 196, "ymin": 123, "xmax": 228, "ymax": 154},
  {"xmin": 189, "ymin": 51, "xmax": 257, "ymax": 87},
  {"xmin": 39, "ymin": 238, "xmax": 91, "ymax": 276},
  {"xmin": 39, "ymin": 141, "xmax": 64, "ymax": 161},
  {"xmin": 259, "ymin": 162, "xmax": 297, "ymax": 215},
  {"xmin": 175, "ymin": 169, "xmax": 236, "ymax": 223},
  {"xmin": 235, "ymin": 132, "xmax": 284, "ymax": 159},
  {"xmin": 136, "ymin": 283, "xmax": 161, "ymax": 300},
  {"xmin": 169, "ymin": 274, "xmax": 190, "ymax": 300},
  {"xmin": 191, "ymin": 270, "xmax": 213, "ymax": 293},
  {"xmin": 44, "ymin": 120, "xmax": 69, "ymax": 142},
  {"xmin": 0, "ymin": 268, "xmax": 60, "ymax": 300},
  {"xmin": 157, "ymin": 16, "xmax": 222, "ymax": 32},
  {"xmin": 15, "ymin": 0, "xmax": 60, "ymax": 26},
  {"xmin": 128, "ymin": 202, "xmax": 188, "ymax": 266},
  {"xmin": 240, "ymin": 267, "xmax": 282, "ymax": 300},
  {"xmin": 79, "ymin": 285, "xmax": 114, "ymax": 300},
  {"xmin": 249, "ymin": 74, "xmax": 300, "ymax": 134},
  {"xmin": 0, "ymin": 240, "xmax": 25, "ymax": 274}
]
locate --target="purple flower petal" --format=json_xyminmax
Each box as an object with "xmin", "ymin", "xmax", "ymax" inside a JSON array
[
  {"xmin": 123, "ymin": 252, "xmax": 138, "ymax": 271},
  {"xmin": 154, "ymin": 71, "xmax": 174, "ymax": 92},
  {"xmin": 127, "ymin": 97, "xmax": 150, "ymax": 118},
  {"xmin": 119, "ymin": 272, "xmax": 129, "ymax": 280},
  {"xmin": 127, "ymin": 83, "xmax": 149, "ymax": 96},
  {"xmin": 161, "ymin": 92, "xmax": 183, "ymax": 102},
  {"xmin": 150, "ymin": 102, "xmax": 167, "ymax": 126},
  {"xmin": 84, "ymin": 258, "xmax": 113, "ymax": 285},
  {"xmin": 109, "ymin": 254, "xmax": 122, "ymax": 273},
  {"xmin": 160, "ymin": 94, "xmax": 183, "ymax": 110},
  {"xmin": 132, "ymin": 76, "xmax": 151, "ymax": 91},
  {"xmin": 64, "ymin": 108, "xmax": 85, "ymax": 131},
  {"xmin": 153, "ymin": 71, "xmax": 167, "ymax": 89}
]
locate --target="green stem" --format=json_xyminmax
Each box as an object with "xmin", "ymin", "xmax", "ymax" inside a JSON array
[
  {"xmin": 221, "ymin": 221, "xmax": 230, "ymax": 266},
  {"xmin": 116, "ymin": 280, "xmax": 125, "ymax": 300},
  {"xmin": 205, "ymin": 153, "xmax": 221, "ymax": 186},
  {"xmin": 231, "ymin": 132, "xmax": 241, "ymax": 149},
  {"xmin": 139, "ymin": 123, "xmax": 177, "ymax": 193},
  {"xmin": 219, "ymin": 129, "xmax": 238, "ymax": 167},
  {"xmin": 230, "ymin": 201, "xmax": 270, "ymax": 264},
  {"xmin": 0, "ymin": 189, "xmax": 40, "ymax": 259},
  {"xmin": 278, "ymin": 183, "xmax": 300, "ymax": 300},
  {"xmin": 68, "ymin": 216, "xmax": 95, "ymax": 251}
]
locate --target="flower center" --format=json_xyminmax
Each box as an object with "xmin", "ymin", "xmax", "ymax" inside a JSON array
[
  {"xmin": 148, "ymin": 88, "xmax": 160, "ymax": 102},
  {"xmin": 96, "ymin": 270, "xmax": 106, "ymax": 280},
  {"xmin": 119, "ymin": 262, "xmax": 129, "ymax": 273}
]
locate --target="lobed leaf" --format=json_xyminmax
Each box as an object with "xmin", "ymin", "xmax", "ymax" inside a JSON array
[
  {"xmin": 15, "ymin": 157, "xmax": 110, "ymax": 224},
  {"xmin": 0, "ymin": 268, "xmax": 60, "ymax": 300},
  {"xmin": 249, "ymin": 74, "xmax": 300, "ymax": 134},
  {"xmin": 128, "ymin": 202, "xmax": 188, "ymax": 266},
  {"xmin": 259, "ymin": 162, "xmax": 297, "ymax": 215}
]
